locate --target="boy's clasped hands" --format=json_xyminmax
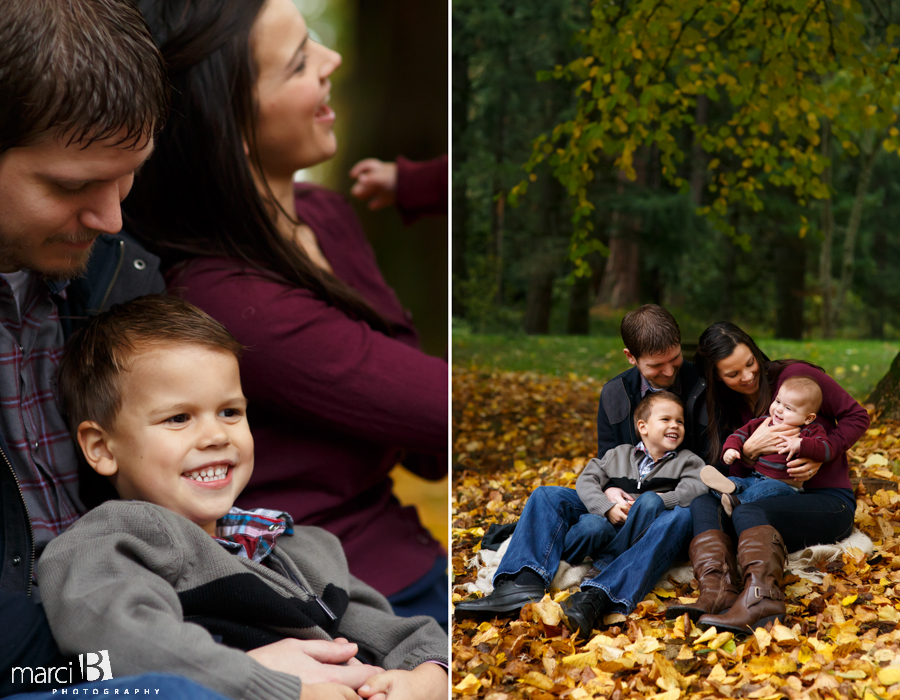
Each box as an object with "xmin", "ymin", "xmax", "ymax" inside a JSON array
[{"xmin": 248, "ymin": 638, "xmax": 447, "ymax": 700}]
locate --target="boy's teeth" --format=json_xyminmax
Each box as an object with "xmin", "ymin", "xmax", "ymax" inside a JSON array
[{"xmin": 185, "ymin": 466, "xmax": 229, "ymax": 482}]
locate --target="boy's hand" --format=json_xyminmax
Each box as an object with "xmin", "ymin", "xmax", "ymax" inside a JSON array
[
  {"xmin": 778, "ymin": 436, "xmax": 803, "ymax": 461},
  {"xmin": 603, "ymin": 487, "xmax": 635, "ymax": 507},
  {"xmin": 349, "ymin": 159, "xmax": 398, "ymax": 210},
  {"xmin": 299, "ymin": 682, "xmax": 360, "ymax": 700},
  {"xmin": 606, "ymin": 503, "xmax": 629, "ymax": 525},
  {"xmin": 723, "ymin": 449, "xmax": 741, "ymax": 465},
  {"xmin": 358, "ymin": 663, "xmax": 448, "ymax": 700},
  {"xmin": 247, "ymin": 638, "xmax": 383, "ymax": 688}
]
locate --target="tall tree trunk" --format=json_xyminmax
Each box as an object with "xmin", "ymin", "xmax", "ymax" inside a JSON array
[
  {"xmin": 689, "ymin": 95, "xmax": 708, "ymax": 206},
  {"xmin": 833, "ymin": 131, "xmax": 879, "ymax": 327},
  {"xmin": 775, "ymin": 232, "xmax": 807, "ymax": 339},
  {"xmin": 567, "ymin": 275, "xmax": 591, "ymax": 334},
  {"xmin": 596, "ymin": 150, "xmax": 647, "ymax": 309},
  {"xmin": 868, "ymin": 227, "xmax": 887, "ymax": 339},
  {"xmin": 818, "ymin": 121, "xmax": 835, "ymax": 339},
  {"xmin": 524, "ymin": 266, "xmax": 555, "ymax": 334},
  {"xmin": 868, "ymin": 352, "xmax": 900, "ymax": 418},
  {"xmin": 717, "ymin": 221, "xmax": 737, "ymax": 321},
  {"xmin": 451, "ymin": 16, "xmax": 469, "ymax": 318}
]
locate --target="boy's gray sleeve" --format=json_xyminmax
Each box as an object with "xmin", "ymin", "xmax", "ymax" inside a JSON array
[
  {"xmin": 575, "ymin": 455, "xmax": 616, "ymax": 517},
  {"xmin": 285, "ymin": 527, "xmax": 448, "ymax": 670},
  {"xmin": 37, "ymin": 508, "xmax": 302, "ymax": 700},
  {"xmin": 659, "ymin": 452, "xmax": 709, "ymax": 509},
  {"xmin": 340, "ymin": 575, "xmax": 448, "ymax": 670}
]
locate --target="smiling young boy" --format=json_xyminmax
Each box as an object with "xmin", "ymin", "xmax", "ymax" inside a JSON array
[
  {"xmin": 700, "ymin": 376, "xmax": 833, "ymax": 515},
  {"xmin": 37, "ymin": 296, "xmax": 447, "ymax": 700},
  {"xmin": 457, "ymin": 391, "xmax": 708, "ymax": 639}
]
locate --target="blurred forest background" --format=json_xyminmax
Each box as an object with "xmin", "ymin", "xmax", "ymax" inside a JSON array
[
  {"xmin": 296, "ymin": 0, "xmax": 448, "ymax": 546},
  {"xmin": 299, "ymin": 0, "xmax": 448, "ymax": 358},
  {"xmin": 452, "ymin": 0, "xmax": 900, "ymax": 352}
]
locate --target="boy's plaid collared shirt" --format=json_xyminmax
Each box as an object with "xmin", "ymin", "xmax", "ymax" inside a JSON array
[
  {"xmin": 0, "ymin": 274, "xmax": 85, "ymax": 556},
  {"xmin": 213, "ymin": 507, "xmax": 294, "ymax": 563},
  {"xmin": 633, "ymin": 441, "xmax": 677, "ymax": 479}
]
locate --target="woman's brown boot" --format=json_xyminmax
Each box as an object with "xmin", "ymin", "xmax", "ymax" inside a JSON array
[
  {"xmin": 697, "ymin": 525, "xmax": 787, "ymax": 633},
  {"xmin": 665, "ymin": 529, "xmax": 740, "ymax": 621}
]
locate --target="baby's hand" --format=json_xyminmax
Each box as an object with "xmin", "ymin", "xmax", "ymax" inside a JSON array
[
  {"xmin": 606, "ymin": 503, "xmax": 629, "ymax": 525},
  {"xmin": 349, "ymin": 159, "xmax": 398, "ymax": 210},
  {"xmin": 358, "ymin": 664, "xmax": 447, "ymax": 700},
  {"xmin": 778, "ymin": 436, "xmax": 803, "ymax": 461},
  {"xmin": 723, "ymin": 449, "xmax": 741, "ymax": 465}
]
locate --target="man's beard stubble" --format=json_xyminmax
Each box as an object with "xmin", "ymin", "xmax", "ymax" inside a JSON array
[{"xmin": 0, "ymin": 229, "xmax": 99, "ymax": 281}]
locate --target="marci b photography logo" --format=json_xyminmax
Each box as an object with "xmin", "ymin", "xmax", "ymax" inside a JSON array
[{"xmin": 11, "ymin": 649, "xmax": 112, "ymax": 687}]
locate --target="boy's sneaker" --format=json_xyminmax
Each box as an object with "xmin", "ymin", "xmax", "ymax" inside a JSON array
[
  {"xmin": 562, "ymin": 587, "xmax": 610, "ymax": 640},
  {"xmin": 455, "ymin": 580, "xmax": 545, "ymax": 620}
]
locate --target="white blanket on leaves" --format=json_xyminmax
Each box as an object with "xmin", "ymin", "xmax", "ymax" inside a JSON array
[{"xmin": 457, "ymin": 528, "xmax": 873, "ymax": 596}]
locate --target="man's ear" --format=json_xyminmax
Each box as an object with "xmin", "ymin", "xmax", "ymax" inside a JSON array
[
  {"xmin": 77, "ymin": 421, "xmax": 118, "ymax": 477},
  {"xmin": 623, "ymin": 349, "xmax": 637, "ymax": 367}
]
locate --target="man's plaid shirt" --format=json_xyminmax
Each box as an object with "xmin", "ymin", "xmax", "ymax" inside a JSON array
[{"xmin": 0, "ymin": 273, "xmax": 84, "ymax": 557}]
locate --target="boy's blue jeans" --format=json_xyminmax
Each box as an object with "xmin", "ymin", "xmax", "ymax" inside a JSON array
[
  {"xmin": 727, "ymin": 472, "xmax": 800, "ymax": 504},
  {"xmin": 494, "ymin": 486, "xmax": 692, "ymax": 614}
]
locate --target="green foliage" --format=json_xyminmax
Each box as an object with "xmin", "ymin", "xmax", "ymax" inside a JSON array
[{"xmin": 515, "ymin": 0, "xmax": 900, "ymax": 261}]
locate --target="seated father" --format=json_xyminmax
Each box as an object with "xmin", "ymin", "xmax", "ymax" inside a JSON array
[{"xmin": 455, "ymin": 305, "xmax": 709, "ymax": 628}]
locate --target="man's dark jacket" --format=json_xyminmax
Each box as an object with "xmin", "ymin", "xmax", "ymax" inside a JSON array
[
  {"xmin": 0, "ymin": 233, "xmax": 163, "ymax": 696},
  {"xmin": 596, "ymin": 361, "xmax": 709, "ymax": 460}
]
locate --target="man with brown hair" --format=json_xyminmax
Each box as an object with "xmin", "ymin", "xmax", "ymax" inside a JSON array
[{"xmin": 0, "ymin": 0, "xmax": 178, "ymax": 694}]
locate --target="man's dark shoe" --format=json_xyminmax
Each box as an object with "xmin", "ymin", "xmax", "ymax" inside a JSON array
[
  {"xmin": 562, "ymin": 587, "xmax": 609, "ymax": 640},
  {"xmin": 455, "ymin": 581, "xmax": 546, "ymax": 620}
]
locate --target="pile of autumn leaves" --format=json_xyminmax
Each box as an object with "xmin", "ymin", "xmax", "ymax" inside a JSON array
[{"xmin": 452, "ymin": 366, "xmax": 900, "ymax": 700}]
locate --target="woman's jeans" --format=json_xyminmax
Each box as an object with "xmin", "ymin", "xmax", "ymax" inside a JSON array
[
  {"xmin": 494, "ymin": 486, "xmax": 692, "ymax": 614},
  {"xmin": 689, "ymin": 490, "xmax": 854, "ymax": 551}
]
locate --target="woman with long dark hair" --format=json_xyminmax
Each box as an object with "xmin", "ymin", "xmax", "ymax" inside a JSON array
[
  {"xmin": 125, "ymin": 0, "xmax": 448, "ymax": 626},
  {"xmin": 667, "ymin": 322, "xmax": 869, "ymax": 633}
]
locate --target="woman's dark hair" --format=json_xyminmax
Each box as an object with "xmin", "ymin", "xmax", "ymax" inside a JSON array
[
  {"xmin": 694, "ymin": 322, "xmax": 772, "ymax": 462},
  {"xmin": 124, "ymin": 0, "xmax": 390, "ymax": 334},
  {"xmin": 695, "ymin": 322, "xmax": 824, "ymax": 462}
]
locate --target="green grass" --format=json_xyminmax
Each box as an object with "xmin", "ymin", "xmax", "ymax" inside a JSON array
[{"xmin": 452, "ymin": 334, "xmax": 899, "ymax": 401}]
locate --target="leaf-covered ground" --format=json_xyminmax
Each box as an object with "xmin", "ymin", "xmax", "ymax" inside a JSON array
[{"xmin": 452, "ymin": 366, "xmax": 900, "ymax": 700}]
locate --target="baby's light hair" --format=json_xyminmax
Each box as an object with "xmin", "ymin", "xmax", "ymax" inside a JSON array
[
  {"xmin": 634, "ymin": 390, "xmax": 684, "ymax": 431},
  {"xmin": 58, "ymin": 295, "xmax": 244, "ymax": 434},
  {"xmin": 779, "ymin": 376, "xmax": 823, "ymax": 414}
]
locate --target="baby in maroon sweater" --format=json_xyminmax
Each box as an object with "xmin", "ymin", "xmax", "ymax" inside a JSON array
[{"xmin": 701, "ymin": 376, "xmax": 833, "ymax": 515}]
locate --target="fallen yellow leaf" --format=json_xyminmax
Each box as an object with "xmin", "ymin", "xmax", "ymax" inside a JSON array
[
  {"xmin": 878, "ymin": 667, "xmax": 900, "ymax": 685},
  {"xmin": 519, "ymin": 672, "xmax": 554, "ymax": 690},
  {"xmin": 453, "ymin": 674, "xmax": 482, "ymax": 695},
  {"xmin": 842, "ymin": 594, "xmax": 858, "ymax": 606}
]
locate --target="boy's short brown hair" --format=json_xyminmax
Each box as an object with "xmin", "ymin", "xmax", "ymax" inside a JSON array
[
  {"xmin": 620, "ymin": 305, "xmax": 681, "ymax": 359},
  {"xmin": 634, "ymin": 391, "xmax": 684, "ymax": 431},
  {"xmin": 780, "ymin": 376, "xmax": 823, "ymax": 414},
  {"xmin": 58, "ymin": 295, "xmax": 243, "ymax": 433}
]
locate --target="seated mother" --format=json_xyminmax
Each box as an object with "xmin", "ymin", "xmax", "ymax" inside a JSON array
[
  {"xmin": 667, "ymin": 322, "xmax": 869, "ymax": 633},
  {"xmin": 124, "ymin": 0, "xmax": 448, "ymax": 625}
]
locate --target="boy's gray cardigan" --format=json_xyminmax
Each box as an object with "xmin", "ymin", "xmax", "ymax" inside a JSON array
[
  {"xmin": 37, "ymin": 502, "xmax": 448, "ymax": 700},
  {"xmin": 575, "ymin": 444, "xmax": 707, "ymax": 517}
]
